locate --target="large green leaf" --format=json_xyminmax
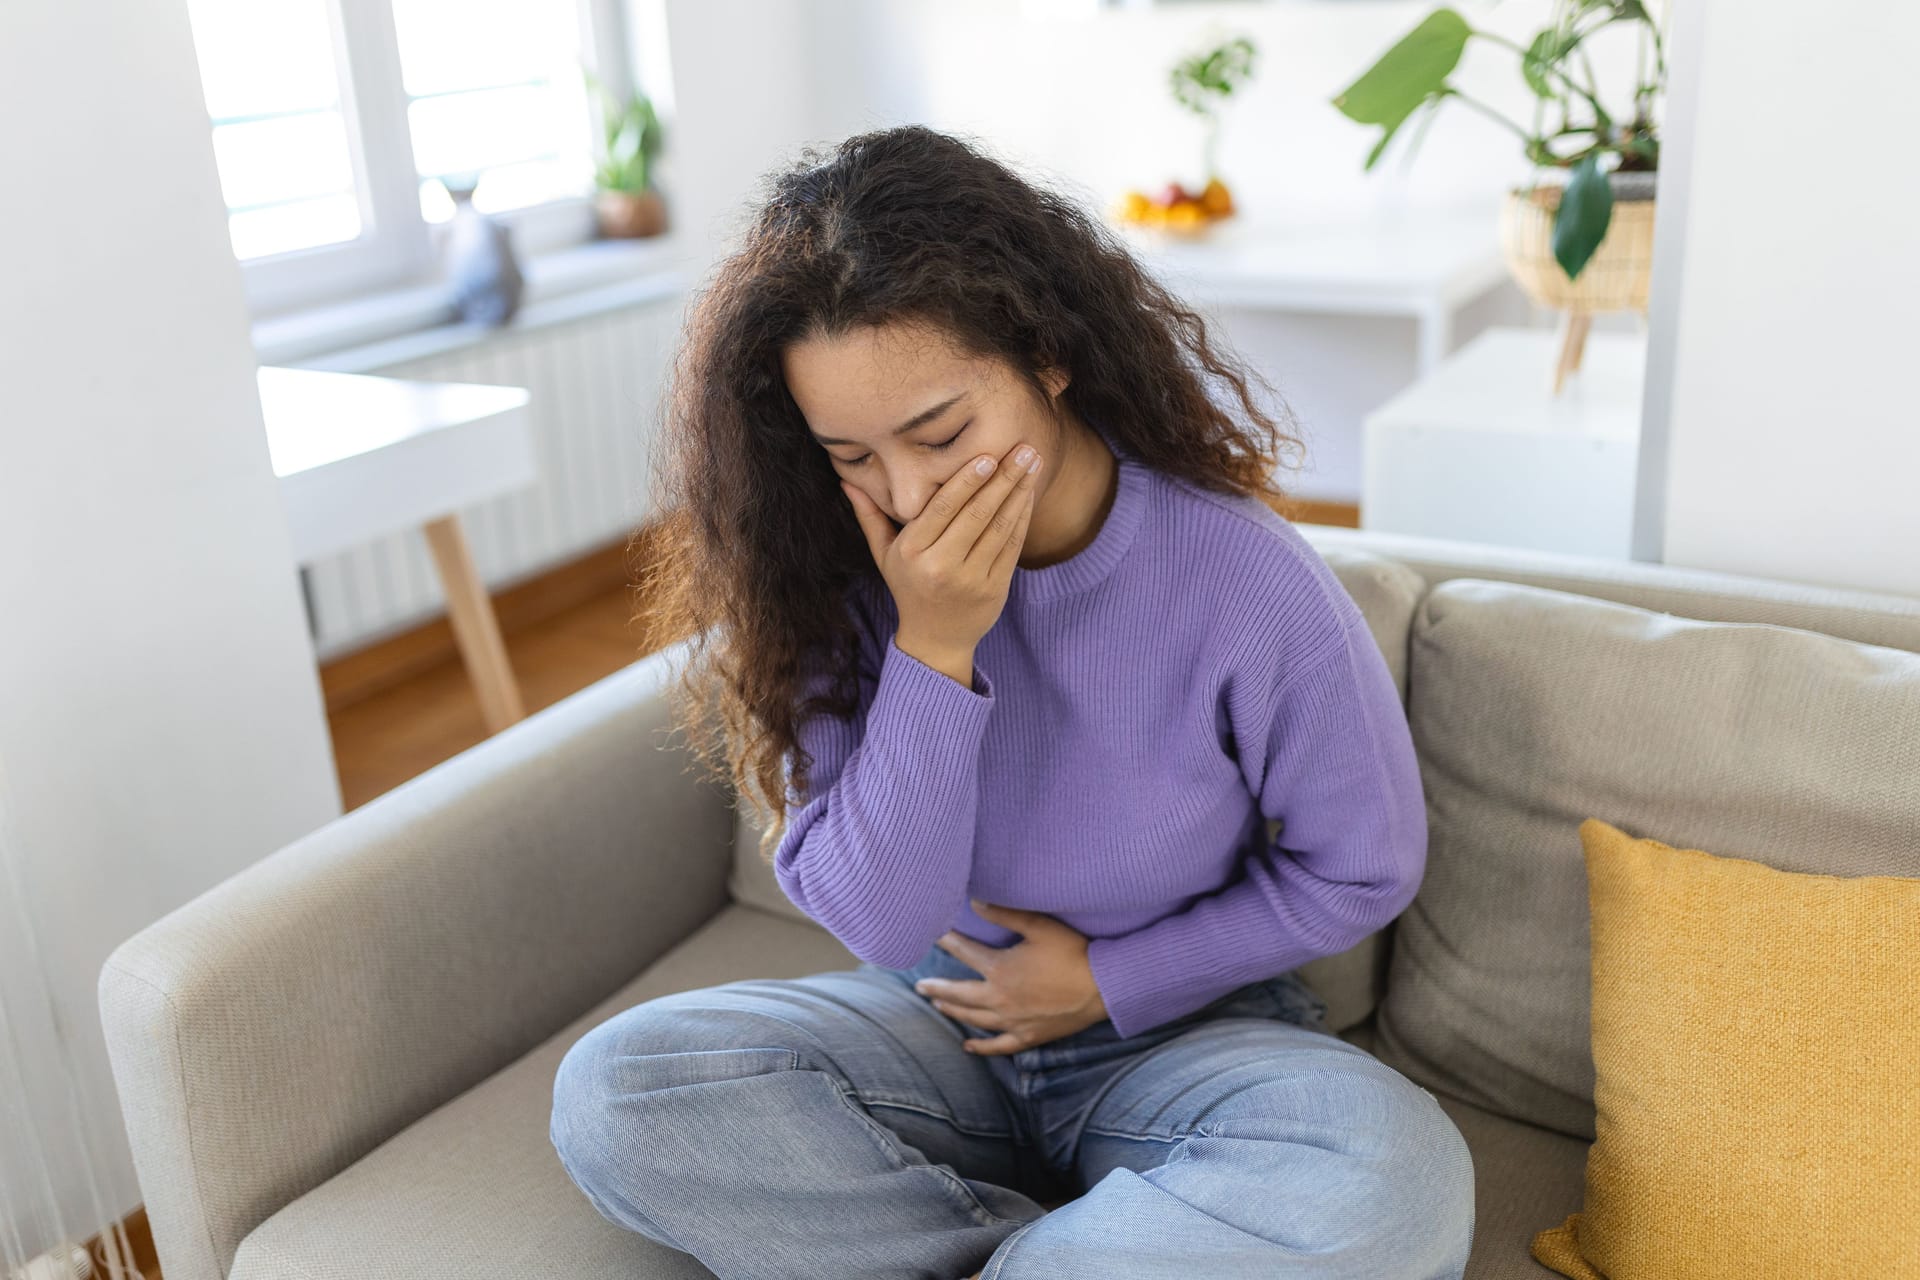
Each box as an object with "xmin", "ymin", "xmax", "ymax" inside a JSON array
[
  {"xmin": 1331, "ymin": 9, "xmax": 1472, "ymax": 172},
  {"xmin": 1552, "ymin": 152, "xmax": 1615, "ymax": 280},
  {"xmin": 1522, "ymin": 27, "xmax": 1575, "ymax": 98}
]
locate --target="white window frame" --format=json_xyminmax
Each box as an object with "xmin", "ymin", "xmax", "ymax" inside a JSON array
[{"xmin": 238, "ymin": 0, "xmax": 648, "ymax": 322}]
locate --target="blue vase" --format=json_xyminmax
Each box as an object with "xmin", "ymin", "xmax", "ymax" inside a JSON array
[{"xmin": 443, "ymin": 176, "xmax": 524, "ymax": 327}]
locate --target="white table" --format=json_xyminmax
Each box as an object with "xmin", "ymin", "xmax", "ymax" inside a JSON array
[
  {"xmin": 259, "ymin": 366, "xmax": 537, "ymax": 733},
  {"xmin": 1117, "ymin": 207, "xmax": 1513, "ymax": 375},
  {"xmin": 1360, "ymin": 325, "xmax": 1648, "ymax": 559}
]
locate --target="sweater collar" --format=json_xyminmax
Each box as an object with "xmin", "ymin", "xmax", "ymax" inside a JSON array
[{"xmin": 1009, "ymin": 423, "xmax": 1150, "ymax": 605}]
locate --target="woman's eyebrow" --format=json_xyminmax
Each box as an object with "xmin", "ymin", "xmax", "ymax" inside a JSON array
[{"xmin": 811, "ymin": 391, "xmax": 966, "ymax": 446}]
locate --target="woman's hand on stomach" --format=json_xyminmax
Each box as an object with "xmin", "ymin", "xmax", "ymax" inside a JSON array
[{"xmin": 910, "ymin": 899, "xmax": 1107, "ymax": 1055}]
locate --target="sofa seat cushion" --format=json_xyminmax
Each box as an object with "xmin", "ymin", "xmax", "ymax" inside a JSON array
[
  {"xmin": 229, "ymin": 904, "xmax": 865, "ymax": 1280},
  {"xmin": 1340, "ymin": 1016, "xmax": 1588, "ymax": 1280},
  {"xmin": 1441, "ymin": 1089, "xmax": 1589, "ymax": 1280},
  {"xmin": 1376, "ymin": 577, "xmax": 1920, "ymax": 1140}
]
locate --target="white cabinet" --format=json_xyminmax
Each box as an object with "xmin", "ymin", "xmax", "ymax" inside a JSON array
[{"xmin": 1361, "ymin": 326, "xmax": 1647, "ymax": 559}]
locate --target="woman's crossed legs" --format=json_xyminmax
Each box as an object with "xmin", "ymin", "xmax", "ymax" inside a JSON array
[
  {"xmin": 550, "ymin": 962, "xmax": 1473, "ymax": 1279},
  {"xmin": 550, "ymin": 962, "xmax": 1049, "ymax": 1277}
]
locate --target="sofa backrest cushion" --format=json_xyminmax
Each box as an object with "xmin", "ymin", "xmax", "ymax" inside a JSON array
[
  {"xmin": 1299, "ymin": 524, "xmax": 1920, "ymax": 657},
  {"xmin": 729, "ymin": 547, "xmax": 1427, "ymax": 1034},
  {"xmin": 1373, "ymin": 576, "xmax": 1920, "ymax": 1140}
]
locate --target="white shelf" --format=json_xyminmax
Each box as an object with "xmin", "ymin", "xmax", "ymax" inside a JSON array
[
  {"xmin": 1116, "ymin": 204, "xmax": 1514, "ymax": 375},
  {"xmin": 1361, "ymin": 325, "xmax": 1649, "ymax": 559},
  {"xmin": 1121, "ymin": 205, "xmax": 1512, "ymax": 316}
]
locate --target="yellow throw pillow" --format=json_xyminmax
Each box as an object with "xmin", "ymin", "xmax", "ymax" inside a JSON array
[{"xmin": 1531, "ymin": 817, "xmax": 1920, "ymax": 1279}]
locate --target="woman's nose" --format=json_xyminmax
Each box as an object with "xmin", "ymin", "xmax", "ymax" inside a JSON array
[{"xmin": 891, "ymin": 481, "xmax": 934, "ymax": 524}]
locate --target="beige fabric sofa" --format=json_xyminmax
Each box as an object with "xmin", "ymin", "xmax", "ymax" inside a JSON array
[{"xmin": 99, "ymin": 524, "xmax": 1920, "ymax": 1280}]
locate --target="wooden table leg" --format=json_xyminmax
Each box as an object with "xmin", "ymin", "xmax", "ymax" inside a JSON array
[
  {"xmin": 422, "ymin": 513, "xmax": 527, "ymax": 734},
  {"xmin": 1552, "ymin": 309, "xmax": 1593, "ymax": 395}
]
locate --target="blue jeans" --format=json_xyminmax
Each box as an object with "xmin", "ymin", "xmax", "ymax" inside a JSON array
[{"xmin": 549, "ymin": 940, "xmax": 1475, "ymax": 1279}]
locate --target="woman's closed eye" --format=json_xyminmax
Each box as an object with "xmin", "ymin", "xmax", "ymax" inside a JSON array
[{"xmin": 842, "ymin": 424, "xmax": 969, "ymax": 468}]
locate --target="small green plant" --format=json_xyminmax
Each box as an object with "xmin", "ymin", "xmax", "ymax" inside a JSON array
[
  {"xmin": 1170, "ymin": 34, "xmax": 1257, "ymax": 183},
  {"xmin": 582, "ymin": 66, "xmax": 663, "ymax": 195},
  {"xmin": 1331, "ymin": 0, "xmax": 1668, "ymax": 281}
]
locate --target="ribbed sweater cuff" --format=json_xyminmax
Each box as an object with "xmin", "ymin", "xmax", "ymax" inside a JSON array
[
  {"xmin": 878, "ymin": 632, "xmax": 993, "ymax": 703},
  {"xmin": 1086, "ymin": 923, "xmax": 1231, "ymax": 1039},
  {"xmin": 1085, "ymin": 889, "xmax": 1321, "ymax": 1039}
]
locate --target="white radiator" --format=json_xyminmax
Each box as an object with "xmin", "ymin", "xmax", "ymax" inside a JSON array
[{"xmin": 299, "ymin": 299, "xmax": 680, "ymax": 663}]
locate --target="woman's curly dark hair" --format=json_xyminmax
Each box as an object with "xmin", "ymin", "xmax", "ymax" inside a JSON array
[{"xmin": 636, "ymin": 124, "xmax": 1311, "ymax": 864}]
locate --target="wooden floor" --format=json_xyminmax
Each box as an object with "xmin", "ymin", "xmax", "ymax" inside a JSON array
[{"xmin": 328, "ymin": 565, "xmax": 658, "ymax": 811}]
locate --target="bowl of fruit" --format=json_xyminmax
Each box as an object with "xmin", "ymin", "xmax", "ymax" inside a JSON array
[{"xmin": 1110, "ymin": 176, "xmax": 1237, "ymax": 240}]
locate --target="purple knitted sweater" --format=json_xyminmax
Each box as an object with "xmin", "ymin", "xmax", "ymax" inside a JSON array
[{"xmin": 773, "ymin": 432, "xmax": 1428, "ymax": 1038}]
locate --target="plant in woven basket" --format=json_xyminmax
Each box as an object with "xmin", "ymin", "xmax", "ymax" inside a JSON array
[{"xmin": 1331, "ymin": 0, "xmax": 1667, "ymax": 284}]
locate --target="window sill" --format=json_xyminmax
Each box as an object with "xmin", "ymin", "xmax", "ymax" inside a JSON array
[{"xmin": 253, "ymin": 234, "xmax": 698, "ymax": 373}]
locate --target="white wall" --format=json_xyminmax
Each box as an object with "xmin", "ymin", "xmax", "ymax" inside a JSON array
[
  {"xmin": 651, "ymin": 0, "xmax": 823, "ymax": 287},
  {"xmin": 795, "ymin": 0, "xmax": 1650, "ymax": 503},
  {"xmin": 0, "ymin": 0, "xmax": 343, "ymax": 1260},
  {"xmin": 1637, "ymin": 0, "xmax": 1919, "ymax": 597},
  {"xmin": 811, "ymin": 0, "xmax": 1621, "ymax": 222}
]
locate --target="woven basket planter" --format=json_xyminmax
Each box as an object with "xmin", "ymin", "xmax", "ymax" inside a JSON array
[{"xmin": 1497, "ymin": 170, "xmax": 1657, "ymax": 391}]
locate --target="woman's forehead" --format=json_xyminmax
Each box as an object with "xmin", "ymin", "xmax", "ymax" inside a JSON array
[{"xmin": 785, "ymin": 325, "xmax": 999, "ymax": 443}]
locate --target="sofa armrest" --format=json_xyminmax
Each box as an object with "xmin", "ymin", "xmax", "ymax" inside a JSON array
[{"xmin": 98, "ymin": 639, "xmax": 735, "ymax": 1280}]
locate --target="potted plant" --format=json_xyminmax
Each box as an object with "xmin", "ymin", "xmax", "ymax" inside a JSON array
[
  {"xmin": 583, "ymin": 68, "xmax": 668, "ymax": 239},
  {"xmin": 1110, "ymin": 33, "xmax": 1254, "ymax": 239},
  {"xmin": 1331, "ymin": 1, "xmax": 1667, "ymax": 391}
]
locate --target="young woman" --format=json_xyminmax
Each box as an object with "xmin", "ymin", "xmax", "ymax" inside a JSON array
[{"xmin": 549, "ymin": 124, "xmax": 1475, "ymax": 1280}]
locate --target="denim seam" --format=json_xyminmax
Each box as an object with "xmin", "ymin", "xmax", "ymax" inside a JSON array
[
  {"xmin": 979, "ymin": 1212, "xmax": 1045, "ymax": 1280},
  {"xmin": 1180, "ymin": 1075, "xmax": 1272, "ymax": 1132},
  {"xmin": 822, "ymin": 1073, "xmax": 1034, "ymax": 1228},
  {"xmin": 1067, "ymin": 1015, "xmax": 1334, "ymax": 1146},
  {"xmin": 1064, "ymin": 1045, "xmax": 1173, "ymax": 1145},
  {"xmin": 763, "ymin": 972, "xmax": 1019, "ymax": 1140},
  {"xmin": 859, "ymin": 1093, "xmax": 1019, "ymax": 1142},
  {"xmin": 1124, "ymin": 1164, "xmax": 1304, "ymax": 1250},
  {"xmin": 662, "ymin": 995, "xmax": 1030, "ymax": 1215},
  {"xmin": 1077, "ymin": 1121, "xmax": 1196, "ymax": 1145}
]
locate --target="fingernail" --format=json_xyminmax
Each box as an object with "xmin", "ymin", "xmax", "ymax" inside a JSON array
[{"xmin": 974, "ymin": 456, "xmax": 995, "ymax": 476}]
